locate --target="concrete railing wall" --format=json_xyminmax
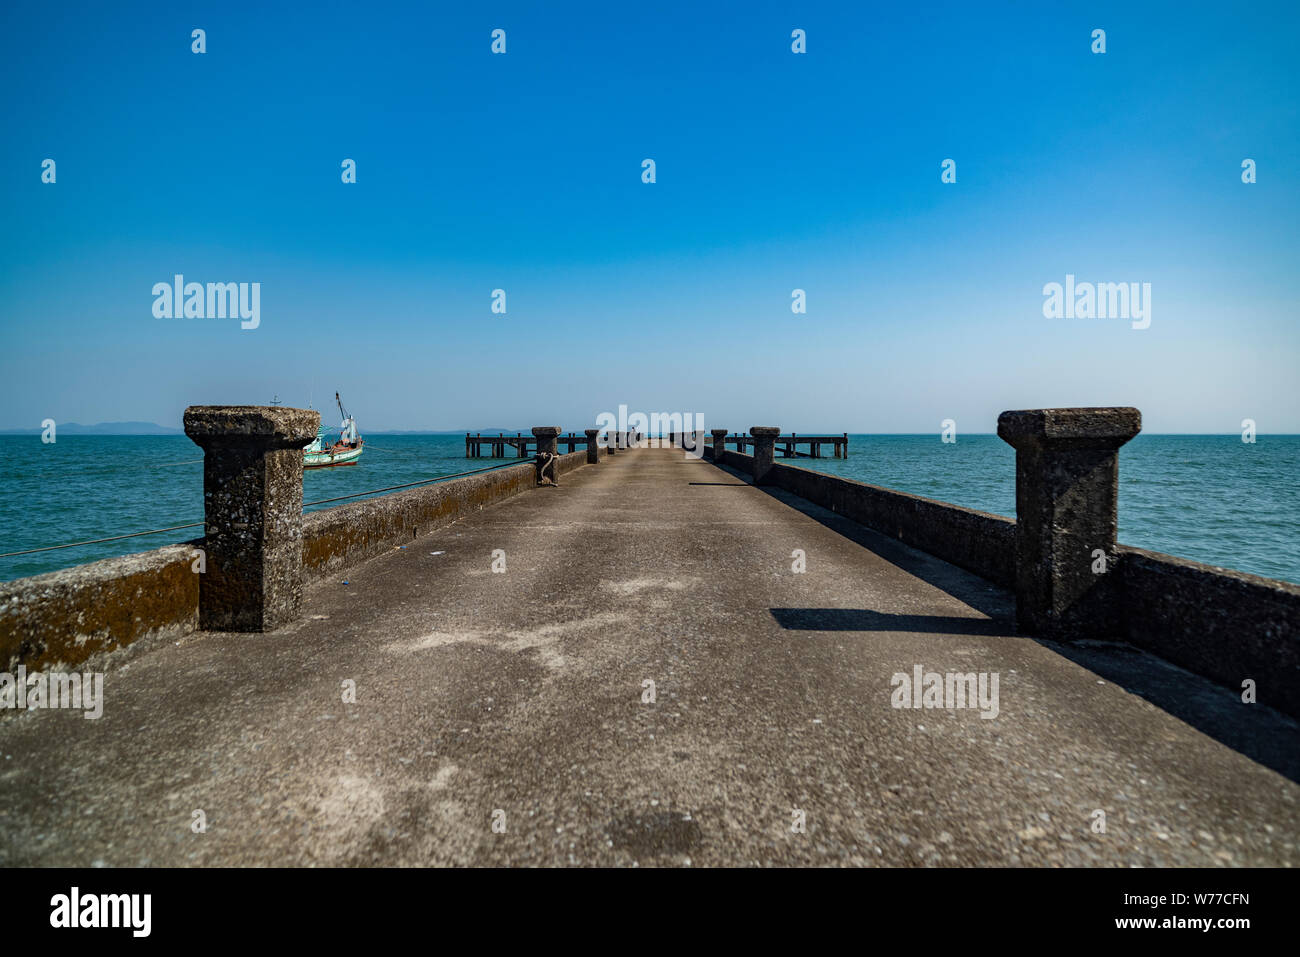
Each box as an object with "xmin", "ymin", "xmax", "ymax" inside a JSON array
[
  {"xmin": 713, "ymin": 421, "xmax": 1300, "ymax": 719},
  {"xmin": 709, "ymin": 446, "xmax": 753, "ymax": 471},
  {"xmin": 1115, "ymin": 546, "xmax": 1300, "ymax": 711},
  {"xmin": 304, "ymin": 448, "xmax": 595, "ymax": 580},
  {"xmin": 707, "ymin": 444, "xmax": 1015, "ymax": 586},
  {"xmin": 0, "ymin": 543, "xmax": 201, "ymax": 671},
  {"xmin": 0, "ymin": 440, "xmax": 605, "ymax": 668},
  {"xmin": 770, "ymin": 461, "xmax": 1016, "ymax": 587}
]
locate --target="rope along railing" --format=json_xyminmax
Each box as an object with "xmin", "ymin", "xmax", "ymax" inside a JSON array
[{"xmin": 0, "ymin": 458, "xmax": 533, "ymax": 559}]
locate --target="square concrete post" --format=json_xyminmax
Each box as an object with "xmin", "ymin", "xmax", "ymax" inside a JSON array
[
  {"xmin": 585, "ymin": 428, "xmax": 600, "ymax": 464},
  {"xmin": 532, "ymin": 426, "xmax": 560, "ymax": 456},
  {"xmin": 711, "ymin": 428, "xmax": 728, "ymax": 462},
  {"xmin": 997, "ymin": 408, "xmax": 1141, "ymax": 640},
  {"xmin": 532, "ymin": 426, "xmax": 561, "ymax": 486},
  {"xmin": 183, "ymin": 405, "xmax": 320, "ymax": 632},
  {"xmin": 750, "ymin": 426, "xmax": 781, "ymax": 485}
]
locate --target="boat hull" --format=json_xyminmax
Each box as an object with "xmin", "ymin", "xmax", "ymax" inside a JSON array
[{"xmin": 304, "ymin": 444, "xmax": 363, "ymax": 469}]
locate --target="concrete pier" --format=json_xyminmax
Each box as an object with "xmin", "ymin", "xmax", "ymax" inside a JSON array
[{"xmin": 1, "ymin": 443, "xmax": 1295, "ymax": 867}]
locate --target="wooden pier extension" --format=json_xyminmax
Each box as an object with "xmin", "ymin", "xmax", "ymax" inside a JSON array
[
  {"xmin": 716, "ymin": 432, "xmax": 848, "ymax": 458},
  {"xmin": 467, "ymin": 431, "xmax": 847, "ymax": 458},
  {"xmin": 466, "ymin": 432, "xmax": 596, "ymax": 458}
]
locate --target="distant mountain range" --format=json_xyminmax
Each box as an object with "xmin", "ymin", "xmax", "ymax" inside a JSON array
[{"xmin": 0, "ymin": 421, "xmax": 183, "ymax": 435}]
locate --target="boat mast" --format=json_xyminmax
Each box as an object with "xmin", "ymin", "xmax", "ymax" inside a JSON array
[{"xmin": 336, "ymin": 392, "xmax": 357, "ymax": 444}]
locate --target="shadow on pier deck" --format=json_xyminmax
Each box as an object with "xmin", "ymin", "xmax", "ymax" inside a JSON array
[{"xmin": 0, "ymin": 447, "xmax": 1296, "ymax": 867}]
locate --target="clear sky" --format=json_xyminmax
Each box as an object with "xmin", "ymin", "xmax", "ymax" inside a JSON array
[{"xmin": 2, "ymin": 0, "xmax": 1296, "ymax": 433}]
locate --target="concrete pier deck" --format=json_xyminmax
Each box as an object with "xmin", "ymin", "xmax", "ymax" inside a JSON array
[{"xmin": 1, "ymin": 447, "xmax": 1296, "ymax": 866}]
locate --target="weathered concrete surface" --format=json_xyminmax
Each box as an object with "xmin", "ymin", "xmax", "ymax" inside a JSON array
[
  {"xmin": 764, "ymin": 459, "xmax": 1017, "ymax": 588},
  {"xmin": 997, "ymin": 408, "xmax": 1141, "ymax": 640},
  {"xmin": 0, "ymin": 543, "xmax": 199, "ymax": 671},
  {"xmin": 1116, "ymin": 545, "xmax": 1300, "ymax": 717},
  {"xmin": 305, "ymin": 448, "xmax": 600, "ymax": 582},
  {"xmin": 185, "ymin": 405, "xmax": 320, "ymax": 632},
  {"xmin": 303, "ymin": 462, "xmax": 537, "ymax": 582},
  {"xmin": 0, "ymin": 448, "xmax": 1296, "ymax": 867},
  {"xmin": 750, "ymin": 426, "xmax": 780, "ymax": 484}
]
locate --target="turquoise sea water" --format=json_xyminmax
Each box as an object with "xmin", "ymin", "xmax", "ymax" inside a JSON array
[{"xmin": 0, "ymin": 434, "xmax": 1296, "ymax": 585}]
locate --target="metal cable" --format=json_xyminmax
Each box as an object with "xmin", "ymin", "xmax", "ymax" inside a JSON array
[
  {"xmin": 0, "ymin": 523, "xmax": 204, "ymax": 558},
  {"xmin": 300, "ymin": 458, "xmax": 529, "ymax": 506}
]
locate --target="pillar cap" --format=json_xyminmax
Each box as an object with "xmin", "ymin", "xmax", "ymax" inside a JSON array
[
  {"xmin": 750, "ymin": 426, "xmax": 781, "ymax": 437},
  {"xmin": 184, "ymin": 406, "xmax": 320, "ymax": 446},
  {"xmin": 711, "ymin": 428, "xmax": 728, "ymax": 435},
  {"xmin": 584, "ymin": 428, "xmax": 599, "ymax": 437},
  {"xmin": 997, "ymin": 408, "xmax": 1141, "ymax": 449},
  {"xmin": 531, "ymin": 426, "xmax": 561, "ymax": 438}
]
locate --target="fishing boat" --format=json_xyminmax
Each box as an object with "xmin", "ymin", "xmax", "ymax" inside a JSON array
[{"xmin": 304, "ymin": 392, "xmax": 364, "ymax": 468}]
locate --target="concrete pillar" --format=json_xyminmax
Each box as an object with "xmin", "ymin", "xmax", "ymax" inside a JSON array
[
  {"xmin": 183, "ymin": 405, "xmax": 320, "ymax": 633},
  {"xmin": 532, "ymin": 426, "xmax": 560, "ymax": 456},
  {"xmin": 997, "ymin": 407, "xmax": 1141, "ymax": 640},
  {"xmin": 532, "ymin": 426, "xmax": 561, "ymax": 486},
  {"xmin": 585, "ymin": 428, "xmax": 600, "ymax": 464},
  {"xmin": 711, "ymin": 429, "xmax": 728, "ymax": 462},
  {"xmin": 749, "ymin": 426, "xmax": 780, "ymax": 485}
]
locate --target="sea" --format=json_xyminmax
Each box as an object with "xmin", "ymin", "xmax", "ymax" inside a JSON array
[{"xmin": 1, "ymin": 434, "xmax": 1296, "ymax": 585}]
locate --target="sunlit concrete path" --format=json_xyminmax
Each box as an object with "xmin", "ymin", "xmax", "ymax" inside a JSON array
[{"xmin": 1, "ymin": 447, "xmax": 1297, "ymax": 866}]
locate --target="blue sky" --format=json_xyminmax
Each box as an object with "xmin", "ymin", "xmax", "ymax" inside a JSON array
[{"xmin": 2, "ymin": 0, "xmax": 1297, "ymax": 432}]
